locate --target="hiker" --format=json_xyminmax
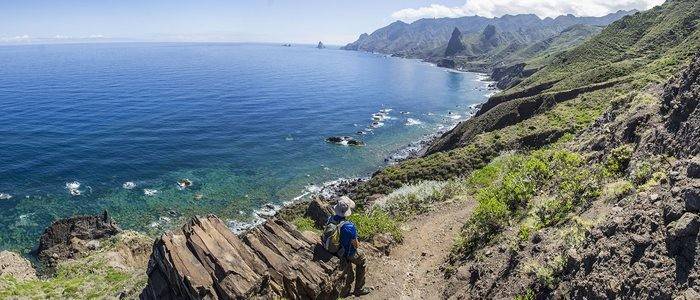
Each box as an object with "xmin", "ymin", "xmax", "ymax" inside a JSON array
[{"xmin": 323, "ymin": 196, "xmax": 371, "ymax": 297}]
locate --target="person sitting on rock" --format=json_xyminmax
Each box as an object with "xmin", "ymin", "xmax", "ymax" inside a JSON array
[{"xmin": 325, "ymin": 196, "xmax": 371, "ymax": 297}]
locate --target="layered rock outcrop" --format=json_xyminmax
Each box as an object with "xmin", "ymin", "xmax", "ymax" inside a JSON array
[{"xmin": 140, "ymin": 215, "xmax": 346, "ymax": 299}]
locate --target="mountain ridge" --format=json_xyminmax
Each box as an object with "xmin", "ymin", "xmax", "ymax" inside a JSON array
[{"xmin": 342, "ymin": 10, "xmax": 636, "ymax": 61}]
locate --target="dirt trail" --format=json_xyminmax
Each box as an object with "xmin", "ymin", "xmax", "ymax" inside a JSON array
[{"xmin": 359, "ymin": 199, "xmax": 475, "ymax": 299}]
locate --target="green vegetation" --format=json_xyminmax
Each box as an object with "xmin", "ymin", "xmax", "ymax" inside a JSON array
[
  {"xmin": 376, "ymin": 180, "xmax": 468, "ymax": 221},
  {"xmin": 558, "ymin": 216, "xmax": 594, "ymax": 248},
  {"xmin": 601, "ymin": 180, "xmax": 635, "ymax": 203},
  {"xmin": 0, "ymin": 258, "xmax": 145, "ymax": 299},
  {"xmin": 603, "ymin": 144, "xmax": 634, "ymax": 177},
  {"xmin": 522, "ymin": 255, "xmax": 566, "ymax": 288},
  {"xmin": 515, "ymin": 289, "xmax": 536, "ymax": 300},
  {"xmin": 514, "ymin": 0, "xmax": 700, "ymax": 92},
  {"xmin": 0, "ymin": 232, "xmax": 150, "ymax": 299},
  {"xmin": 292, "ymin": 217, "xmax": 317, "ymax": 233},
  {"xmin": 354, "ymin": 85, "xmax": 623, "ymax": 203},
  {"xmin": 349, "ymin": 211, "xmax": 403, "ymax": 242},
  {"xmin": 453, "ymin": 148, "xmax": 602, "ymax": 257}
]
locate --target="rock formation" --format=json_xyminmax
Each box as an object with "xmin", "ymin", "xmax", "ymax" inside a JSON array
[
  {"xmin": 37, "ymin": 210, "xmax": 120, "ymax": 272},
  {"xmin": 317, "ymin": 41, "xmax": 325, "ymax": 49},
  {"xmin": 444, "ymin": 27, "xmax": 466, "ymax": 57},
  {"xmin": 481, "ymin": 24, "xmax": 499, "ymax": 48},
  {"xmin": 140, "ymin": 215, "xmax": 347, "ymax": 299}
]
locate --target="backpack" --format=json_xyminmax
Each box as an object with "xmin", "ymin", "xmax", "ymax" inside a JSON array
[{"xmin": 322, "ymin": 220, "xmax": 348, "ymax": 256}]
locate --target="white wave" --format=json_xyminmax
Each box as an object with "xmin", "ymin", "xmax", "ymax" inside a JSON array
[
  {"xmin": 404, "ymin": 118, "xmax": 422, "ymax": 126},
  {"xmin": 227, "ymin": 203, "xmax": 282, "ymax": 235},
  {"xmin": 177, "ymin": 179, "xmax": 192, "ymax": 190},
  {"xmin": 370, "ymin": 122, "xmax": 384, "ymax": 128},
  {"xmin": 379, "ymin": 108, "xmax": 392, "ymax": 113},
  {"xmin": 0, "ymin": 193, "xmax": 12, "ymax": 200},
  {"xmin": 66, "ymin": 181, "xmax": 80, "ymax": 190},
  {"xmin": 449, "ymin": 114, "xmax": 462, "ymax": 120},
  {"xmin": 149, "ymin": 216, "xmax": 172, "ymax": 228},
  {"xmin": 122, "ymin": 182, "xmax": 136, "ymax": 190},
  {"xmin": 66, "ymin": 181, "xmax": 82, "ymax": 196},
  {"xmin": 143, "ymin": 189, "xmax": 158, "ymax": 196}
]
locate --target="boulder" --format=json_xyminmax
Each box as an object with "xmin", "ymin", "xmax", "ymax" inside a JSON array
[
  {"xmin": 140, "ymin": 215, "xmax": 347, "ymax": 300},
  {"xmin": 305, "ymin": 199, "xmax": 333, "ymax": 228},
  {"xmin": 682, "ymin": 188, "xmax": 700, "ymax": 212},
  {"xmin": 0, "ymin": 251, "xmax": 37, "ymax": 281},
  {"xmin": 37, "ymin": 211, "xmax": 120, "ymax": 271},
  {"xmin": 688, "ymin": 158, "xmax": 700, "ymax": 178}
]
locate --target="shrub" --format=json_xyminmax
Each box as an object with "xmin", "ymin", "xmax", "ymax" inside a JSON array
[
  {"xmin": 349, "ymin": 211, "xmax": 403, "ymax": 242},
  {"xmin": 633, "ymin": 161, "xmax": 653, "ymax": 185},
  {"xmin": 639, "ymin": 171, "xmax": 667, "ymax": 191},
  {"xmin": 601, "ymin": 180, "xmax": 634, "ymax": 202},
  {"xmin": 454, "ymin": 148, "xmax": 598, "ymax": 258},
  {"xmin": 603, "ymin": 144, "xmax": 633, "ymax": 177},
  {"xmin": 292, "ymin": 217, "xmax": 317, "ymax": 232},
  {"xmin": 377, "ymin": 180, "xmax": 465, "ymax": 220}
]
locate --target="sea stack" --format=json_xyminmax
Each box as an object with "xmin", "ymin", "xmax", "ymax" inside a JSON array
[
  {"xmin": 317, "ymin": 41, "xmax": 326, "ymax": 49},
  {"xmin": 444, "ymin": 27, "xmax": 466, "ymax": 57}
]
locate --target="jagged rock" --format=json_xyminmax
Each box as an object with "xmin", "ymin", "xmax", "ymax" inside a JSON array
[
  {"xmin": 683, "ymin": 187, "xmax": 700, "ymax": 212},
  {"xmin": 481, "ymin": 25, "xmax": 499, "ymax": 48},
  {"xmin": 370, "ymin": 233, "xmax": 395, "ymax": 255},
  {"xmin": 490, "ymin": 63, "xmax": 538, "ymax": 90},
  {"xmin": 37, "ymin": 211, "xmax": 120, "ymax": 271},
  {"xmin": 659, "ymin": 52, "xmax": 700, "ymax": 157},
  {"xmin": 688, "ymin": 158, "xmax": 700, "ymax": 178},
  {"xmin": 317, "ymin": 41, "xmax": 325, "ymax": 49},
  {"xmin": 667, "ymin": 213, "xmax": 699, "ymax": 240},
  {"xmin": 444, "ymin": 27, "xmax": 466, "ymax": 57},
  {"xmin": 0, "ymin": 251, "xmax": 37, "ymax": 282},
  {"xmin": 140, "ymin": 215, "xmax": 347, "ymax": 300},
  {"xmin": 305, "ymin": 198, "xmax": 333, "ymax": 228}
]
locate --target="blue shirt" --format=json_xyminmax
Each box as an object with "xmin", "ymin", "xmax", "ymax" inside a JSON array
[{"xmin": 327, "ymin": 215, "xmax": 357, "ymax": 257}]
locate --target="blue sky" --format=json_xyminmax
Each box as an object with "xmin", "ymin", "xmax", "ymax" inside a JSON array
[{"xmin": 0, "ymin": 0, "xmax": 663, "ymax": 45}]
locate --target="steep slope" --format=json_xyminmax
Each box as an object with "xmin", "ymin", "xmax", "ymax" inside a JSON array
[
  {"xmin": 427, "ymin": 0, "xmax": 700, "ymax": 154},
  {"xmin": 444, "ymin": 27, "xmax": 466, "ymax": 57},
  {"xmin": 341, "ymin": 1, "xmax": 700, "ymax": 298}
]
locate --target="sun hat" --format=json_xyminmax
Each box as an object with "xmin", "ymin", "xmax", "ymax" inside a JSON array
[{"xmin": 333, "ymin": 196, "xmax": 356, "ymax": 217}]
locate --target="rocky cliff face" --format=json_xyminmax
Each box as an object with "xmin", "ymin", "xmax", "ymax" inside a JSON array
[
  {"xmin": 444, "ymin": 27, "xmax": 466, "ymax": 57},
  {"xmin": 658, "ymin": 53, "xmax": 700, "ymax": 158},
  {"xmin": 140, "ymin": 215, "xmax": 346, "ymax": 300},
  {"xmin": 36, "ymin": 211, "xmax": 120, "ymax": 272}
]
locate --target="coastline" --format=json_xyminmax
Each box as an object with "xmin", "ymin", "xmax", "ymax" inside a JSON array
[
  {"xmin": 1, "ymin": 51, "xmax": 497, "ymax": 253},
  {"xmin": 245, "ymin": 69, "xmax": 498, "ymax": 234}
]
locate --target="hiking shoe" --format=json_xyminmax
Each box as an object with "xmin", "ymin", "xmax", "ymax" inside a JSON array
[{"xmin": 353, "ymin": 287, "xmax": 371, "ymax": 297}]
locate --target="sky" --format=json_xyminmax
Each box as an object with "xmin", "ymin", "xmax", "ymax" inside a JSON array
[{"xmin": 0, "ymin": 0, "xmax": 665, "ymax": 45}]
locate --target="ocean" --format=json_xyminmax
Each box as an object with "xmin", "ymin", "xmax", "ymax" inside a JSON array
[{"xmin": 0, "ymin": 43, "xmax": 492, "ymax": 252}]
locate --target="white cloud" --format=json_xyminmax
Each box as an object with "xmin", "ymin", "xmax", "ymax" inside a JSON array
[{"xmin": 391, "ymin": 0, "xmax": 666, "ymax": 22}]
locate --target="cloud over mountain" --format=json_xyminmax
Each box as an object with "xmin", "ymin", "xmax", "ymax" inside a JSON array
[{"xmin": 391, "ymin": 0, "xmax": 665, "ymax": 22}]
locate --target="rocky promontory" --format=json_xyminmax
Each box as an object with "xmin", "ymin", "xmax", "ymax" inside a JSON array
[{"xmin": 140, "ymin": 215, "xmax": 347, "ymax": 299}]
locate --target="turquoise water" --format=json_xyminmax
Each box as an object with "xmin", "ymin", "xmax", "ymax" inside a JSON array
[{"xmin": 0, "ymin": 43, "xmax": 491, "ymax": 252}]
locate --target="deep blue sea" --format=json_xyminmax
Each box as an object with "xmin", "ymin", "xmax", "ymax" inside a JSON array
[{"xmin": 0, "ymin": 43, "xmax": 491, "ymax": 252}]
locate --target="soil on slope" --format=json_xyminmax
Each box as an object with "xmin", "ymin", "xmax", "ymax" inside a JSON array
[{"xmin": 359, "ymin": 199, "xmax": 475, "ymax": 299}]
